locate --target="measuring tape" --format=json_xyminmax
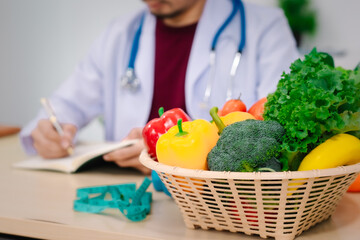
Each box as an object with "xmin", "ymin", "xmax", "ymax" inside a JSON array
[
  {"xmin": 151, "ymin": 170, "xmax": 171, "ymax": 197},
  {"xmin": 73, "ymin": 177, "xmax": 152, "ymax": 222}
]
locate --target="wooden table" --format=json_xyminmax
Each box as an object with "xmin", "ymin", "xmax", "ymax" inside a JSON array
[
  {"xmin": 0, "ymin": 125, "xmax": 20, "ymax": 137},
  {"xmin": 0, "ymin": 135, "xmax": 359, "ymax": 240}
]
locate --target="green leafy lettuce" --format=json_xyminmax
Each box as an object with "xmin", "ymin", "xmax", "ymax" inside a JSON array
[{"xmin": 263, "ymin": 48, "xmax": 360, "ymax": 171}]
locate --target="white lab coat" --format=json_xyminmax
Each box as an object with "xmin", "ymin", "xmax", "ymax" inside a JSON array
[{"xmin": 20, "ymin": 0, "xmax": 299, "ymax": 154}]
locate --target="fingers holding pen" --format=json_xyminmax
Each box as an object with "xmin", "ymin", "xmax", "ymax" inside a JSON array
[
  {"xmin": 32, "ymin": 119, "xmax": 65, "ymax": 158},
  {"xmin": 60, "ymin": 124, "xmax": 77, "ymax": 150},
  {"xmin": 31, "ymin": 119, "xmax": 77, "ymax": 159},
  {"xmin": 37, "ymin": 119, "xmax": 62, "ymax": 142}
]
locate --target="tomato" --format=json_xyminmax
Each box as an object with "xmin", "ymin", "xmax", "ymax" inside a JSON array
[
  {"xmin": 248, "ymin": 97, "xmax": 267, "ymax": 120},
  {"xmin": 218, "ymin": 98, "xmax": 247, "ymax": 117},
  {"xmin": 347, "ymin": 174, "xmax": 360, "ymax": 192}
]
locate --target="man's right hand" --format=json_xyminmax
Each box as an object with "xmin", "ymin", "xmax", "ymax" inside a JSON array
[{"xmin": 31, "ymin": 119, "xmax": 77, "ymax": 159}]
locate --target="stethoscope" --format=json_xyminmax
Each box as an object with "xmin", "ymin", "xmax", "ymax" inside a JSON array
[
  {"xmin": 120, "ymin": 0, "xmax": 246, "ymax": 107},
  {"xmin": 202, "ymin": 0, "xmax": 246, "ymax": 108},
  {"xmin": 120, "ymin": 13, "xmax": 145, "ymax": 92}
]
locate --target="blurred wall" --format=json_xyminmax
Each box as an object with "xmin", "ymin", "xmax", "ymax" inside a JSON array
[
  {"xmin": 248, "ymin": 0, "xmax": 360, "ymax": 68},
  {"xmin": 301, "ymin": 0, "xmax": 360, "ymax": 69},
  {"xmin": 0, "ymin": 0, "xmax": 359, "ymax": 140}
]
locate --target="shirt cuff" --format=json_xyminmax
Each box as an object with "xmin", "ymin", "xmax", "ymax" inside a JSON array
[{"xmin": 19, "ymin": 117, "xmax": 41, "ymax": 155}]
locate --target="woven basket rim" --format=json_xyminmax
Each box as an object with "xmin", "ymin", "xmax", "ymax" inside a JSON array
[{"xmin": 140, "ymin": 150, "xmax": 360, "ymax": 179}]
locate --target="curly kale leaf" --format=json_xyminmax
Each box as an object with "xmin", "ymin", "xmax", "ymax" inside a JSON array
[{"xmin": 263, "ymin": 48, "xmax": 360, "ymax": 170}]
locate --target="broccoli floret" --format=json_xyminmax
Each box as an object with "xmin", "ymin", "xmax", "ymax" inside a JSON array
[
  {"xmin": 207, "ymin": 119, "xmax": 284, "ymax": 172},
  {"xmin": 257, "ymin": 157, "xmax": 282, "ymax": 172}
]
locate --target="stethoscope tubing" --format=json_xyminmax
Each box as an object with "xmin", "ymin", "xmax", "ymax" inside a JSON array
[
  {"xmin": 203, "ymin": 0, "xmax": 246, "ymax": 105},
  {"xmin": 121, "ymin": 0, "xmax": 246, "ymax": 103},
  {"xmin": 129, "ymin": 14, "xmax": 145, "ymax": 70},
  {"xmin": 211, "ymin": 0, "xmax": 239, "ymax": 51},
  {"xmin": 202, "ymin": 0, "xmax": 242, "ymax": 105}
]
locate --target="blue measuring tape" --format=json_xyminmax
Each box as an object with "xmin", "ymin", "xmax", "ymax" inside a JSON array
[
  {"xmin": 151, "ymin": 170, "xmax": 171, "ymax": 197},
  {"xmin": 73, "ymin": 177, "xmax": 152, "ymax": 222}
]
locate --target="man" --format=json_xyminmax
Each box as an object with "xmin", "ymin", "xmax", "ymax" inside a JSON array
[{"xmin": 20, "ymin": 0, "xmax": 299, "ymax": 174}]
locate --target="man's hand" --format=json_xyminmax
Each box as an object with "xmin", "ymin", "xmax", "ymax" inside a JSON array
[
  {"xmin": 31, "ymin": 119, "xmax": 77, "ymax": 159},
  {"xmin": 103, "ymin": 128, "xmax": 151, "ymax": 175}
]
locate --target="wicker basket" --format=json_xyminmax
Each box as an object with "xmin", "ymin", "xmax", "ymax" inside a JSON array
[{"xmin": 140, "ymin": 150, "xmax": 360, "ymax": 240}]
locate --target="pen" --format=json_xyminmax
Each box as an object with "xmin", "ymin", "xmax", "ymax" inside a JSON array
[{"xmin": 40, "ymin": 98, "xmax": 74, "ymax": 155}]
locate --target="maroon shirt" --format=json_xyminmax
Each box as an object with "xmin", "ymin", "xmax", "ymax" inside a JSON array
[{"xmin": 147, "ymin": 19, "xmax": 198, "ymax": 121}]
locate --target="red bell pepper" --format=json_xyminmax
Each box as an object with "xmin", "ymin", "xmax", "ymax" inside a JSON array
[{"xmin": 142, "ymin": 107, "xmax": 191, "ymax": 160}]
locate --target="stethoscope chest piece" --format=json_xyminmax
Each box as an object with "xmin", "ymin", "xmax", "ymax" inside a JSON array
[
  {"xmin": 120, "ymin": 13, "xmax": 145, "ymax": 93},
  {"xmin": 120, "ymin": 68, "xmax": 141, "ymax": 92}
]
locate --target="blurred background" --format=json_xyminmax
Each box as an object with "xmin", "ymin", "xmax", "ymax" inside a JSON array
[{"xmin": 1, "ymin": 0, "xmax": 359, "ymax": 141}]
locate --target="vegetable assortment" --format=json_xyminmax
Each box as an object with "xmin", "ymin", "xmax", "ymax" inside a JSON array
[
  {"xmin": 143, "ymin": 48, "xmax": 360, "ymax": 189},
  {"xmin": 264, "ymin": 48, "xmax": 360, "ymax": 171}
]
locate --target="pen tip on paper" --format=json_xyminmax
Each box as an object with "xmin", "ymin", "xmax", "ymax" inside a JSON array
[{"xmin": 67, "ymin": 147, "xmax": 74, "ymax": 156}]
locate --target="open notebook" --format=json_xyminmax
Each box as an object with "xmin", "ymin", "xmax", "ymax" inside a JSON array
[{"xmin": 13, "ymin": 139, "xmax": 139, "ymax": 173}]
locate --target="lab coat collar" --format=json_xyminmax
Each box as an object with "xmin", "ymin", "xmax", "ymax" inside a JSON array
[
  {"xmin": 185, "ymin": 0, "xmax": 233, "ymax": 117},
  {"xmin": 134, "ymin": 0, "xmax": 234, "ymax": 121},
  {"xmin": 133, "ymin": 10, "xmax": 156, "ymax": 124}
]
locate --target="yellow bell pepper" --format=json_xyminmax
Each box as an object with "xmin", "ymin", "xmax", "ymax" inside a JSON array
[
  {"xmin": 288, "ymin": 133, "xmax": 360, "ymax": 195},
  {"xmin": 298, "ymin": 133, "xmax": 360, "ymax": 171},
  {"xmin": 210, "ymin": 107, "xmax": 255, "ymax": 134},
  {"xmin": 219, "ymin": 111, "xmax": 255, "ymax": 126},
  {"xmin": 156, "ymin": 119, "xmax": 219, "ymax": 170}
]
